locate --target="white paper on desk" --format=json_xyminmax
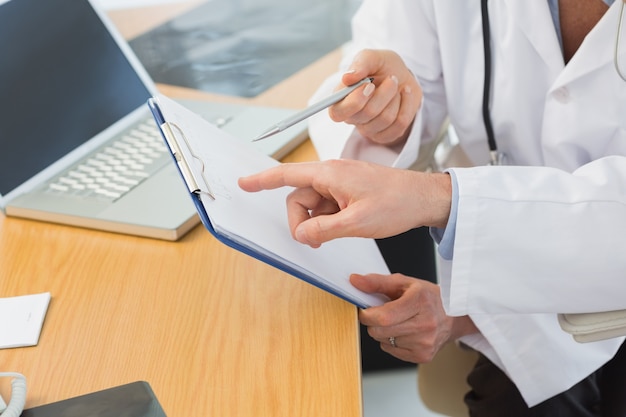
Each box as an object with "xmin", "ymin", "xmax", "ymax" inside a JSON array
[
  {"xmin": 153, "ymin": 95, "xmax": 391, "ymax": 308},
  {"xmin": 0, "ymin": 292, "xmax": 50, "ymax": 349}
]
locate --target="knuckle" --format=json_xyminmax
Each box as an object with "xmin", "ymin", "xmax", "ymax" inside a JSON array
[
  {"xmin": 360, "ymin": 106, "xmax": 379, "ymax": 122},
  {"xmin": 416, "ymin": 349, "xmax": 438, "ymax": 364},
  {"xmin": 370, "ymin": 130, "xmax": 395, "ymax": 145},
  {"xmin": 395, "ymin": 110, "xmax": 413, "ymax": 129},
  {"xmin": 375, "ymin": 311, "xmax": 397, "ymax": 328},
  {"xmin": 372, "ymin": 108, "xmax": 395, "ymax": 130},
  {"xmin": 366, "ymin": 326, "xmax": 379, "ymax": 339},
  {"xmin": 328, "ymin": 106, "xmax": 344, "ymax": 122}
]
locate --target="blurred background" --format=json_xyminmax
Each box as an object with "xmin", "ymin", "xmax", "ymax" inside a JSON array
[{"xmin": 102, "ymin": 0, "xmax": 360, "ymax": 97}]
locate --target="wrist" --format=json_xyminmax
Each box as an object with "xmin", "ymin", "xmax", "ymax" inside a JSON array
[
  {"xmin": 400, "ymin": 170, "xmax": 452, "ymax": 231},
  {"xmin": 427, "ymin": 172, "xmax": 452, "ymax": 229},
  {"xmin": 450, "ymin": 316, "xmax": 479, "ymax": 340}
]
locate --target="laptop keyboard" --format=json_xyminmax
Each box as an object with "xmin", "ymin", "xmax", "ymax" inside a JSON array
[{"xmin": 45, "ymin": 119, "xmax": 170, "ymax": 201}]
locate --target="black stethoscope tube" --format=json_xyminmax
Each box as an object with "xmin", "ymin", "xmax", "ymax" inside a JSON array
[{"xmin": 481, "ymin": 0, "xmax": 503, "ymax": 165}]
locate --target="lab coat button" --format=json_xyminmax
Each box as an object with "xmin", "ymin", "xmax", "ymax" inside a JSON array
[{"xmin": 553, "ymin": 87, "xmax": 570, "ymax": 103}]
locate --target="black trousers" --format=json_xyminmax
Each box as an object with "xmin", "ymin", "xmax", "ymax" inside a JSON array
[{"xmin": 465, "ymin": 340, "xmax": 626, "ymax": 417}]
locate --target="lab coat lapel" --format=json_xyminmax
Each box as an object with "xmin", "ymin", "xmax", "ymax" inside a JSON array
[
  {"xmin": 505, "ymin": 0, "xmax": 563, "ymax": 75},
  {"xmin": 554, "ymin": 2, "xmax": 620, "ymax": 87}
]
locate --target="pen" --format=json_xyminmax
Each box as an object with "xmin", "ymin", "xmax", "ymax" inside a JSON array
[{"xmin": 252, "ymin": 77, "xmax": 374, "ymax": 141}]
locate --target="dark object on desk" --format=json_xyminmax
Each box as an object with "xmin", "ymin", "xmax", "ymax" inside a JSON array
[
  {"xmin": 21, "ymin": 381, "xmax": 166, "ymax": 417},
  {"xmin": 129, "ymin": 0, "xmax": 360, "ymax": 97}
]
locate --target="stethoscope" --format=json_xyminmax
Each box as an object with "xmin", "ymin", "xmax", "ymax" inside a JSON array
[
  {"xmin": 480, "ymin": 0, "xmax": 500, "ymax": 166},
  {"xmin": 479, "ymin": 0, "xmax": 626, "ymax": 166}
]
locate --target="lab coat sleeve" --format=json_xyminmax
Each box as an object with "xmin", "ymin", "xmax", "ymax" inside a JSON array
[{"xmin": 442, "ymin": 155, "xmax": 626, "ymax": 316}]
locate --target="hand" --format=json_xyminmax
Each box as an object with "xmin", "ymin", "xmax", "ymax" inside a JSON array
[
  {"xmin": 238, "ymin": 159, "xmax": 452, "ymax": 248},
  {"xmin": 351, "ymin": 273, "xmax": 478, "ymax": 363},
  {"xmin": 329, "ymin": 49, "xmax": 423, "ymax": 146}
]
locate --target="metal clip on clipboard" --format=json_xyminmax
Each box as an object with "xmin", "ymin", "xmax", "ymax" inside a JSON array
[{"xmin": 159, "ymin": 121, "xmax": 215, "ymax": 200}]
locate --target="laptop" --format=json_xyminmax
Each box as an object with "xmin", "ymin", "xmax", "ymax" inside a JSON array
[{"xmin": 0, "ymin": 0, "xmax": 307, "ymax": 241}]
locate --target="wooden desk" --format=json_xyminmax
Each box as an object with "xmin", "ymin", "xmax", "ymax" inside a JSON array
[{"xmin": 0, "ymin": 4, "xmax": 360, "ymax": 416}]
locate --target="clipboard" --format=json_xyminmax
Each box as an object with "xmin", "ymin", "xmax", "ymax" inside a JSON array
[{"xmin": 147, "ymin": 94, "xmax": 389, "ymax": 308}]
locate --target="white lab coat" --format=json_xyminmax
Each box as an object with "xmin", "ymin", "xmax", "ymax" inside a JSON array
[{"xmin": 307, "ymin": 0, "xmax": 626, "ymax": 407}]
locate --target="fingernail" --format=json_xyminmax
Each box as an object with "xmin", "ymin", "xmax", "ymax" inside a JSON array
[
  {"xmin": 295, "ymin": 227, "xmax": 308, "ymax": 244},
  {"xmin": 403, "ymin": 85, "xmax": 411, "ymax": 94},
  {"xmin": 390, "ymin": 75, "xmax": 399, "ymax": 85},
  {"xmin": 344, "ymin": 69, "xmax": 356, "ymax": 75},
  {"xmin": 363, "ymin": 82, "xmax": 375, "ymax": 97}
]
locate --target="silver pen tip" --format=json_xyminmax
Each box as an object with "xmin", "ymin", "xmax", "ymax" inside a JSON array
[{"xmin": 252, "ymin": 126, "xmax": 280, "ymax": 142}]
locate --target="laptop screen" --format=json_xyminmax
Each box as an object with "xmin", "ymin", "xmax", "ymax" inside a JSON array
[{"xmin": 0, "ymin": 0, "xmax": 152, "ymax": 196}]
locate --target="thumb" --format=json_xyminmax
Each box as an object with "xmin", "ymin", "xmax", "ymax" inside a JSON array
[
  {"xmin": 350, "ymin": 273, "xmax": 412, "ymax": 300},
  {"xmin": 293, "ymin": 211, "xmax": 359, "ymax": 247}
]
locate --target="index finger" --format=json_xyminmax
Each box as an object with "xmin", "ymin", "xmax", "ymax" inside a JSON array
[{"xmin": 238, "ymin": 162, "xmax": 322, "ymax": 193}]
